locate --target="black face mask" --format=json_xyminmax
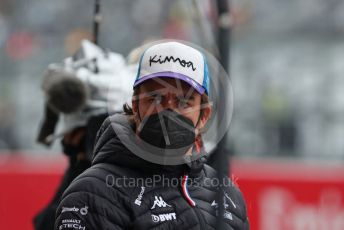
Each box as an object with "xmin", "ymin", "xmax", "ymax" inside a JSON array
[{"xmin": 138, "ymin": 110, "xmax": 196, "ymax": 150}]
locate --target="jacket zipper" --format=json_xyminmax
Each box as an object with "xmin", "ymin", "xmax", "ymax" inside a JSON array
[{"xmin": 181, "ymin": 174, "xmax": 207, "ymax": 229}]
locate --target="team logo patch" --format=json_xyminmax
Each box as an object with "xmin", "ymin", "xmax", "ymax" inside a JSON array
[
  {"xmin": 134, "ymin": 186, "xmax": 145, "ymax": 206},
  {"xmin": 59, "ymin": 219, "xmax": 85, "ymax": 230},
  {"xmin": 149, "ymin": 55, "xmax": 196, "ymax": 71},
  {"xmin": 150, "ymin": 196, "xmax": 177, "ymax": 223},
  {"xmin": 210, "ymin": 192, "xmax": 237, "ymax": 221},
  {"xmin": 151, "ymin": 196, "xmax": 172, "ymax": 209},
  {"xmin": 151, "ymin": 213, "xmax": 177, "ymax": 223},
  {"xmin": 61, "ymin": 205, "xmax": 88, "ymax": 216}
]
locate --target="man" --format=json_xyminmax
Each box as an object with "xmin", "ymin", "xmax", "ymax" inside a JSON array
[
  {"xmin": 55, "ymin": 41, "xmax": 249, "ymax": 230},
  {"xmin": 34, "ymin": 126, "xmax": 91, "ymax": 230},
  {"xmin": 35, "ymin": 40, "xmax": 134, "ymax": 230}
]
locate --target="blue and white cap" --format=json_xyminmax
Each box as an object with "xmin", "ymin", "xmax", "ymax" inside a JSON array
[{"xmin": 133, "ymin": 42, "xmax": 209, "ymax": 95}]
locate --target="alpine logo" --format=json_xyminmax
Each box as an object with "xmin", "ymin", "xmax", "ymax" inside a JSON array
[
  {"xmin": 211, "ymin": 198, "xmax": 234, "ymax": 221},
  {"xmin": 151, "ymin": 196, "xmax": 171, "ymax": 209},
  {"xmin": 134, "ymin": 186, "xmax": 145, "ymax": 206},
  {"xmin": 211, "ymin": 200, "xmax": 218, "ymax": 208},
  {"xmin": 211, "ymin": 192, "xmax": 236, "ymax": 210},
  {"xmin": 224, "ymin": 192, "xmax": 237, "ymax": 209},
  {"xmin": 151, "ymin": 213, "xmax": 177, "ymax": 223},
  {"xmin": 211, "ymin": 200, "xmax": 228, "ymax": 209}
]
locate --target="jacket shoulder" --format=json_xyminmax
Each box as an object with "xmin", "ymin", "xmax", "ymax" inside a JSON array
[{"xmin": 55, "ymin": 163, "xmax": 132, "ymax": 230}]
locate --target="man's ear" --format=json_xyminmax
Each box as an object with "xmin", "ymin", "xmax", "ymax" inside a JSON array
[
  {"xmin": 198, "ymin": 105, "xmax": 212, "ymax": 130},
  {"xmin": 132, "ymin": 97, "xmax": 137, "ymax": 114},
  {"xmin": 131, "ymin": 96, "xmax": 139, "ymax": 119},
  {"xmin": 132, "ymin": 96, "xmax": 140, "ymax": 124}
]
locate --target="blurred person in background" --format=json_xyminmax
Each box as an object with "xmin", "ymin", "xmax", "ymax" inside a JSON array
[
  {"xmin": 34, "ymin": 40, "xmax": 135, "ymax": 230},
  {"xmin": 54, "ymin": 41, "xmax": 249, "ymax": 230}
]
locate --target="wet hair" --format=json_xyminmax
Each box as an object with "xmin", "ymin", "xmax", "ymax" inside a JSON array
[{"xmin": 122, "ymin": 88, "xmax": 138, "ymax": 116}]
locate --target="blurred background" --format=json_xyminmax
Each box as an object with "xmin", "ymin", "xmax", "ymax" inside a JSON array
[{"xmin": 1, "ymin": 0, "xmax": 344, "ymax": 229}]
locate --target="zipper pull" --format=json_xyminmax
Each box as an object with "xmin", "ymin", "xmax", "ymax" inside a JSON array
[{"xmin": 182, "ymin": 175, "xmax": 196, "ymax": 207}]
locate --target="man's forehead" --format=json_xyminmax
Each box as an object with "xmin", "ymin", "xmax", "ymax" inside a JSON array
[{"xmin": 140, "ymin": 78, "xmax": 197, "ymax": 94}]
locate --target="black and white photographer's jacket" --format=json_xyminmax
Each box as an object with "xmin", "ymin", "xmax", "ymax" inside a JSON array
[{"xmin": 55, "ymin": 114, "xmax": 249, "ymax": 230}]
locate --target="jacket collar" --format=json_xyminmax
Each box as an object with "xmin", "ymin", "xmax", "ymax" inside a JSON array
[{"xmin": 92, "ymin": 114, "xmax": 206, "ymax": 178}]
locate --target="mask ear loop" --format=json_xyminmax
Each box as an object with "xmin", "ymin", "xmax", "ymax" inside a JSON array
[
  {"xmin": 191, "ymin": 107, "xmax": 203, "ymax": 154},
  {"xmin": 195, "ymin": 113, "xmax": 201, "ymax": 128},
  {"xmin": 195, "ymin": 106, "xmax": 203, "ymax": 129}
]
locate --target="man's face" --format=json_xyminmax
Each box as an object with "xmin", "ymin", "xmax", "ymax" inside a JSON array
[{"xmin": 132, "ymin": 78, "xmax": 211, "ymax": 133}]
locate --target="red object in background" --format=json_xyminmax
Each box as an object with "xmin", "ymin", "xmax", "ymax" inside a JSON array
[
  {"xmin": 232, "ymin": 159, "xmax": 344, "ymax": 230},
  {"xmin": 0, "ymin": 154, "xmax": 67, "ymax": 230},
  {"xmin": 5, "ymin": 32, "xmax": 35, "ymax": 60},
  {"xmin": 1, "ymin": 154, "xmax": 344, "ymax": 230}
]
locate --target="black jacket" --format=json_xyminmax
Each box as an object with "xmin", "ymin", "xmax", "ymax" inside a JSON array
[{"xmin": 55, "ymin": 114, "xmax": 249, "ymax": 230}]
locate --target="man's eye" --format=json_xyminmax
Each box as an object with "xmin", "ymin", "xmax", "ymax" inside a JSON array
[
  {"xmin": 149, "ymin": 95, "xmax": 161, "ymax": 104},
  {"xmin": 178, "ymin": 98, "xmax": 191, "ymax": 108}
]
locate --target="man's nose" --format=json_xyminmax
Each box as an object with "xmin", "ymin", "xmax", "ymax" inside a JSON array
[{"xmin": 158, "ymin": 93, "xmax": 177, "ymax": 111}]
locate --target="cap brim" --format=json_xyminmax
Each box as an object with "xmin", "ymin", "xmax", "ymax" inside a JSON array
[{"xmin": 133, "ymin": 71, "xmax": 205, "ymax": 95}]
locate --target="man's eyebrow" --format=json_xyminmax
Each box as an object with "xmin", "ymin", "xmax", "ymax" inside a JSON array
[
  {"xmin": 136, "ymin": 88, "xmax": 166, "ymax": 100},
  {"xmin": 179, "ymin": 94, "xmax": 195, "ymax": 100}
]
